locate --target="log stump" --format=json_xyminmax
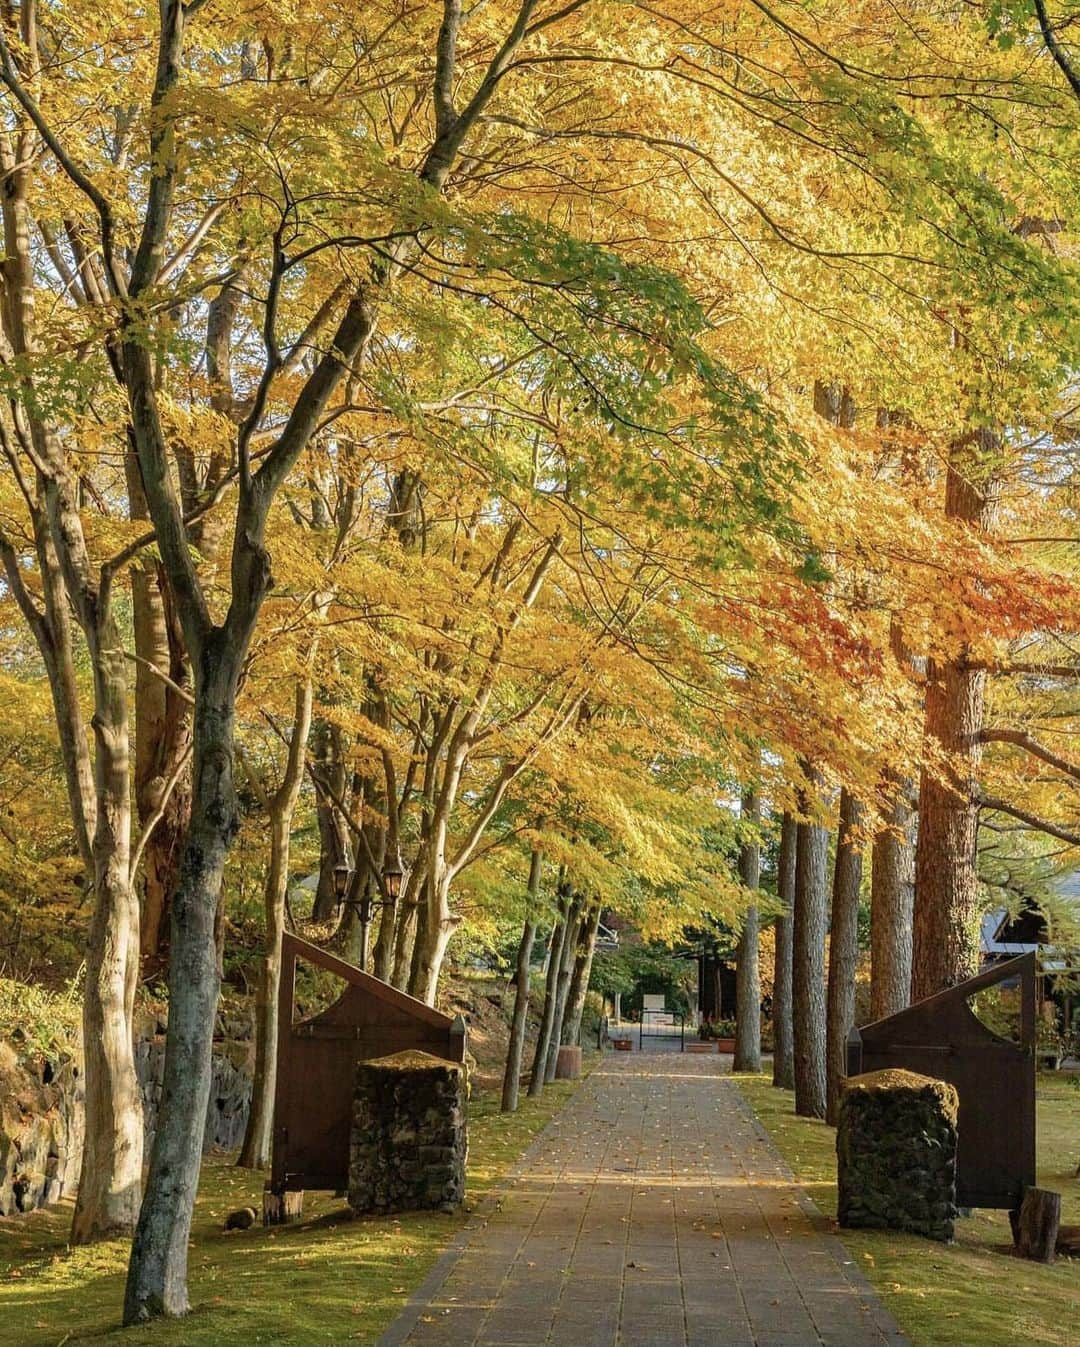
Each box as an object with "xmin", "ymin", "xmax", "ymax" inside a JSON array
[
  {"xmin": 837, "ymin": 1068, "xmax": 959, "ymax": 1242},
  {"xmin": 554, "ymin": 1045, "xmax": 582, "ymax": 1080},
  {"xmin": 262, "ymin": 1186, "xmax": 304, "ymax": 1226},
  {"xmin": 1012, "ymin": 1186, "xmax": 1061, "ymax": 1263}
]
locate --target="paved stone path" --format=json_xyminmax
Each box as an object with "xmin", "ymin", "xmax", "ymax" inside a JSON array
[{"xmin": 378, "ymin": 1053, "xmax": 908, "ymax": 1347}]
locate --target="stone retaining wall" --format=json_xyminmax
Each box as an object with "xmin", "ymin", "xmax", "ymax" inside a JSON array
[{"xmin": 1, "ymin": 1019, "xmax": 252, "ymax": 1217}]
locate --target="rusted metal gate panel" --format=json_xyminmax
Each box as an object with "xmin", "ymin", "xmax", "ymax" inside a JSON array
[
  {"xmin": 847, "ymin": 953, "xmax": 1036, "ymax": 1210},
  {"xmin": 270, "ymin": 934, "xmax": 466, "ymax": 1195}
]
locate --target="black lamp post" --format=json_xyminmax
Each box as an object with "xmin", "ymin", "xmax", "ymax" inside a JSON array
[
  {"xmin": 332, "ymin": 861, "xmax": 352, "ymax": 906},
  {"xmin": 334, "ymin": 849, "xmax": 405, "ymax": 971}
]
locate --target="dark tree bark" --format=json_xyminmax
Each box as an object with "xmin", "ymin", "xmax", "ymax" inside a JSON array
[
  {"xmin": 311, "ymin": 716, "xmax": 350, "ymax": 921},
  {"xmin": 870, "ymin": 769, "xmax": 915, "ymax": 1020},
  {"xmin": 562, "ymin": 902, "xmax": 601, "ymax": 1047},
  {"xmin": 734, "ymin": 789, "xmax": 761, "ymax": 1073},
  {"xmin": 545, "ymin": 894, "xmax": 582, "ymax": 1081},
  {"xmin": 912, "ymin": 431, "xmax": 999, "ymax": 1000},
  {"xmin": 529, "ymin": 889, "xmax": 569, "ymax": 1098},
  {"xmin": 124, "ymin": 637, "xmax": 244, "ymax": 1319},
  {"xmin": 124, "ymin": 152, "xmax": 384, "ymax": 1331},
  {"xmin": 502, "ymin": 848, "xmax": 542, "ymax": 1113},
  {"xmin": 826, "ymin": 789, "xmax": 863, "ymax": 1125},
  {"xmin": 772, "ymin": 812, "xmax": 797, "ymax": 1090},
  {"xmin": 793, "ymin": 769, "xmax": 829, "ymax": 1119}
]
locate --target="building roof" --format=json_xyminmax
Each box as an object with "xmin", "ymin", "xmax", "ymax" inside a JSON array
[{"xmin": 980, "ymin": 908, "xmax": 1069, "ymax": 972}]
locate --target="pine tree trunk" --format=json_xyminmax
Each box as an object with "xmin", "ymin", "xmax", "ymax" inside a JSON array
[
  {"xmin": 773, "ymin": 813, "xmax": 797, "ymax": 1089},
  {"xmin": 529, "ymin": 896, "xmax": 569, "ymax": 1097},
  {"xmin": 734, "ymin": 790, "xmax": 761, "ymax": 1073},
  {"xmin": 124, "ymin": 645, "xmax": 238, "ymax": 1321},
  {"xmin": 826, "ymin": 790, "xmax": 863, "ymax": 1124},
  {"xmin": 562, "ymin": 903, "xmax": 601, "ymax": 1047},
  {"xmin": 793, "ymin": 771, "xmax": 829, "ymax": 1119},
  {"xmin": 502, "ymin": 850, "xmax": 542, "ymax": 1113},
  {"xmin": 912, "ymin": 432, "xmax": 998, "ymax": 1000},
  {"xmin": 870, "ymin": 769, "xmax": 915, "ymax": 1020}
]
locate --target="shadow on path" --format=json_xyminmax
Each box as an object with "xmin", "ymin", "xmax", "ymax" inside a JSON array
[{"xmin": 377, "ymin": 1053, "xmax": 909, "ymax": 1347}]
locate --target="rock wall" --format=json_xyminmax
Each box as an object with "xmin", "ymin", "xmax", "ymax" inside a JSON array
[
  {"xmin": 348, "ymin": 1050, "xmax": 467, "ymax": 1215},
  {"xmin": 837, "ymin": 1067, "xmax": 959, "ymax": 1242},
  {"xmin": 0, "ymin": 1043, "xmax": 83, "ymax": 1216},
  {"xmin": 0, "ymin": 1017, "xmax": 252, "ymax": 1218}
]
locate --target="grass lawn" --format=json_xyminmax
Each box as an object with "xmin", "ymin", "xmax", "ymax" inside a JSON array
[
  {"xmin": 736, "ymin": 1072, "xmax": 1080, "ymax": 1347},
  {"xmin": 0, "ymin": 1081, "xmax": 578, "ymax": 1347}
]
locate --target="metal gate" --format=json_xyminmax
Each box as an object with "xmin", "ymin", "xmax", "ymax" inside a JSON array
[
  {"xmin": 639, "ymin": 1009, "xmax": 685, "ymax": 1051},
  {"xmin": 270, "ymin": 934, "xmax": 466, "ymax": 1198},
  {"xmin": 846, "ymin": 952, "xmax": 1036, "ymax": 1209}
]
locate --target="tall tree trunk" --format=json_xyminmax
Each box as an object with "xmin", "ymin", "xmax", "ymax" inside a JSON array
[
  {"xmin": 72, "ymin": 637, "xmax": 143, "ymax": 1242},
  {"xmin": 545, "ymin": 895, "xmax": 581, "ymax": 1081},
  {"xmin": 871, "ymin": 771, "xmax": 915, "ymax": 1019},
  {"xmin": 912, "ymin": 431, "xmax": 999, "ymax": 1000},
  {"xmin": 392, "ymin": 888, "xmax": 419, "ymax": 990},
  {"xmin": 372, "ymin": 892, "xmax": 398, "ymax": 982},
  {"xmin": 311, "ymin": 717, "xmax": 350, "ymax": 921},
  {"xmin": 238, "ymin": 676, "xmax": 313, "ymax": 1170},
  {"xmin": 793, "ymin": 769, "xmax": 829, "ymax": 1119},
  {"xmin": 562, "ymin": 902, "xmax": 601, "ymax": 1046},
  {"xmin": 125, "ymin": 643, "xmax": 240, "ymax": 1321},
  {"xmin": 772, "ymin": 812, "xmax": 796, "ymax": 1089},
  {"xmin": 408, "ymin": 872, "xmax": 458, "ymax": 1007},
  {"xmin": 0, "ymin": 139, "xmax": 143, "ymax": 1243},
  {"xmin": 529, "ymin": 892, "xmax": 569, "ymax": 1097},
  {"xmin": 826, "ymin": 789, "xmax": 863, "ymax": 1125},
  {"xmin": 870, "ymin": 618, "xmax": 916, "ymax": 1020},
  {"xmin": 126, "ymin": 448, "xmax": 192, "ymax": 969},
  {"xmin": 734, "ymin": 789, "xmax": 761, "ymax": 1073},
  {"xmin": 502, "ymin": 849, "xmax": 542, "ymax": 1113}
]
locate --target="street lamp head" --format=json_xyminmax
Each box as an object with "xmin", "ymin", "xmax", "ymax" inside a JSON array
[
  {"xmin": 382, "ymin": 848, "xmax": 404, "ymax": 902},
  {"xmin": 332, "ymin": 862, "xmax": 352, "ymax": 904}
]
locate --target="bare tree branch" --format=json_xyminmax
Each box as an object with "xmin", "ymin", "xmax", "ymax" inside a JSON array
[
  {"xmin": 978, "ymin": 727, "xmax": 1080, "ymax": 784},
  {"xmin": 978, "ymin": 794, "xmax": 1080, "ymax": 847}
]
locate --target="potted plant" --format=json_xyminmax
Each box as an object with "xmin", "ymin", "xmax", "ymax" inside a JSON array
[
  {"xmin": 1036, "ymin": 1017, "xmax": 1065, "ymax": 1071},
  {"xmin": 699, "ymin": 1016, "xmax": 737, "ymax": 1052}
]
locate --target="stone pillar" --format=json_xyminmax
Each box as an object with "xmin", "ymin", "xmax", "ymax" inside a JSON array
[
  {"xmin": 837, "ymin": 1068, "xmax": 959, "ymax": 1242},
  {"xmin": 348, "ymin": 1050, "xmax": 467, "ymax": 1215}
]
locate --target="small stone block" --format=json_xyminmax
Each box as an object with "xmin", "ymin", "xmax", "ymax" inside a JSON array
[
  {"xmin": 348, "ymin": 1050, "xmax": 467, "ymax": 1217},
  {"xmin": 837, "ymin": 1068, "xmax": 959, "ymax": 1243}
]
